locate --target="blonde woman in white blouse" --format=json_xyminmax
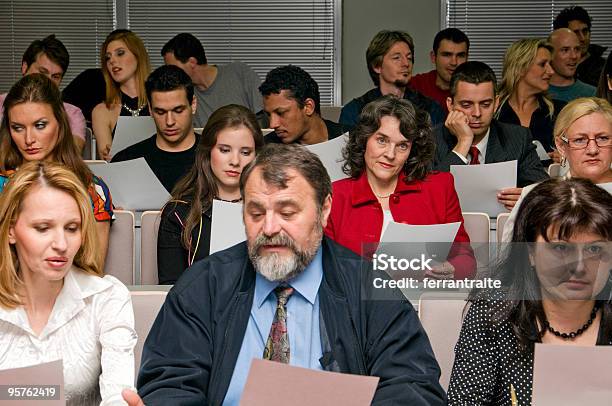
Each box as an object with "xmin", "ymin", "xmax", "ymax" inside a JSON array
[{"xmin": 0, "ymin": 161, "xmax": 136, "ymax": 406}]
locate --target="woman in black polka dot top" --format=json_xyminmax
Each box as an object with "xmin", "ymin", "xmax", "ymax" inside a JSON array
[{"xmin": 448, "ymin": 178, "xmax": 612, "ymax": 405}]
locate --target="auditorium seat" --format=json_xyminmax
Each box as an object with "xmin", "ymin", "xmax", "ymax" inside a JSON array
[
  {"xmin": 104, "ymin": 210, "xmax": 135, "ymax": 284},
  {"xmin": 130, "ymin": 290, "xmax": 168, "ymax": 375},
  {"xmin": 140, "ymin": 210, "xmax": 162, "ymax": 285},
  {"xmin": 418, "ymin": 292, "xmax": 469, "ymax": 390},
  {"xmin": 461, "ymin": 212, "xmax": 490, "ymax": 272}
]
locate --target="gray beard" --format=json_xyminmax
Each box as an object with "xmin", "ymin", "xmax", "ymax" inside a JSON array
[{"xmin": 248, "ymin": 227, "xmax": 322, "ymax": 282}]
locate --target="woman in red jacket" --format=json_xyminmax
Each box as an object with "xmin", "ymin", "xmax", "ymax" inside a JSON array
[{"xmin": 325, "ymin": 95, "xmax": 475, "ymax": 279}]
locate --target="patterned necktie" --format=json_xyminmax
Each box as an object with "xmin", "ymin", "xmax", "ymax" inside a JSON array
[
  {"xmin": 469, "ymin": 145, "xmax": 480, "ymax": 165},
  {"xmin": 263, "ymin": 285, "xmax": 294, "ymax": 364}
]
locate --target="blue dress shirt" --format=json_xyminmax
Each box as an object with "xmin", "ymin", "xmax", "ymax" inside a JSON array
[{"xmin": 222, "ymin": 247, "xmax": 324, "ymax": 405}]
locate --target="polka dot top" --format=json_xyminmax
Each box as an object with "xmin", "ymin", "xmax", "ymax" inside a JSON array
[{"xmin": 447, "ymin": 295, "xmax": 612, "ymax": 405}]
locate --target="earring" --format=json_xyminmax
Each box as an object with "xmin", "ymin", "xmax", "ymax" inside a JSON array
[{"xmin": 560, "ymin": 156, "xmax": 567, "ymax": 168}]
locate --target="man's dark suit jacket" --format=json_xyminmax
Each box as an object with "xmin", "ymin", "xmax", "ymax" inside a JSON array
[{"xmin": 432, "ymin": 120, "xmax": 549, "ymax": 188}]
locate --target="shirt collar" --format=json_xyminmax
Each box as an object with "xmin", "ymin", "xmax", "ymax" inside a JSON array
[
  {"xmin": 0, "ymin": 268, "xmax": 113, "ymax": 337},
  {"xmin": 473, "ymin": 128, "xmax": 490, "ymax": 155},
  {"xmin": 254, "ymin": 246, "xmax": 323, "ymax": 307}
]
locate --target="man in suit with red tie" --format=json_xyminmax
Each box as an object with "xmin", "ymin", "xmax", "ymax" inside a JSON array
[{"xmin": 432, "ymin": 61, "xmax": 548, "ymax": 210}]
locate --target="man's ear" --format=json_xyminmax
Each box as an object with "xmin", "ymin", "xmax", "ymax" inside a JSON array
[
  {"xmin": 191, "ymin": 95, "xmax": 197, "ymax": 114},
  {"xmin": 430, "ymin": 50, "xmax": 436, "ymax": 65},
  {"xmin": 21, "ymin": 62, "xmax": 29, "ymax": 76},
  {"xmin": 188, "ymin": 57, "xmax": 199, "ymax": 69},
  {"xmin": 303, "ymin": 98, "xmax": 316, "ymax": 117},
  {"xmin": 494, "ymin": 95, "xmax": 500, "ymax": 112},
  {"xmin": 446, "ymin": 96, "xmax": 454, "ymax": 112},
  {"xmin": 320, "ymin": 194, "xmax": 332, "ymax": 228}
]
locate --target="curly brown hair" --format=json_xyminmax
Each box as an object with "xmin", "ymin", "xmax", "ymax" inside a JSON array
[{"xmin": 342, "ymin": 95, "xmax": 434, "ymax": 183}]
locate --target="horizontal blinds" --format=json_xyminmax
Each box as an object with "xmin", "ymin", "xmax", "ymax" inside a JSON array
[
  {"xmin": 448, "ymin": 0, "xmax": 611, "ymax": 77},
  {"xmin": 0, "ymin": 1, "xmax": 114, "ymax": 92},
  {"xmin": 128, "ymin": 0, "xmax": 337, "ymax": 105}
]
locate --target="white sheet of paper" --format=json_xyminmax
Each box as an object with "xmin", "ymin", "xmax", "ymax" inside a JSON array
[
  {"xmin": 0, "ymin": 360, "xmax": 65, "ymax": 405},
  {"xmin": 532, "ymin": 344, "xmax": 612, "ymax": 405},
  {"xmin": 210, "ymin": 200, "xmax": 245, "ymax": 254},
  {"xmin": 110, "ymin": 116, "xmax": 157, "ymax": 157},
  {"xmin": 262, "ymin": 128, "xmax": 274, "ymax": 136},
  {"xmin": 240, "ymin": 359, "xmax": 378, "ymax": 406},
  {"xmin": 450, "ymin": 160, "xmax": 517, "ymax": 218},
  {"xmin": 88, "ymin": 158, "xmax": 170, "ymax": 210},
  {"xmin": 598, "ymin": 182, "xmax": 612, "ymax": 194},
  {"xmin": 377, "ymin": 221, "xmax": 461, "ymax": 263},
  {"xmin": 532, "ymin": 140, "xmax": 550, "ymax": 161},
  {"xmin": 305, "ymin": 133, "xmax": 349, "ymax": 182}
]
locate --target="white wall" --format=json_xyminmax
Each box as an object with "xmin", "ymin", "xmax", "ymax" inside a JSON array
[{"xmin": 341, "ymin": 0, "xmax": 441, "ymax": 104}]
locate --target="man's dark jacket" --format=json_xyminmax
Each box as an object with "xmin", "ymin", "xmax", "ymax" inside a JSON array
[
  {"xmin": 432, "ymin": 119, "xmax": 549, "ymax": 188},
  {"xmin": 339, "ymin": 87, "xmax": 445, "ymax": 127},
  {"xmin": 576, "ymin": 44, "xmax": 607, "ymax": 87},
  {"xmin": 137, "ymin": 237, "xmax": 446, "ymax": 405}
]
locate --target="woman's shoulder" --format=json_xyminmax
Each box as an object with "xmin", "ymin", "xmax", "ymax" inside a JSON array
[
  {"xmin": 420, "ymin": 171, "xmax": 455, "ymax": 190},
  {"xmin": 330, "ymin": 176, "xmax": 358, "ymax": 197},
  {"xmin": 162, "ymin": 199, "xmax": 192, "ymax": 217}
]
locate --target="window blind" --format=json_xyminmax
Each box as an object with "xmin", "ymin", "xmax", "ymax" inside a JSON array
[
  {"xmin": 128, "ymin": 0, "xmax": 339, "ymax": 105},
  {"xmin": 0, "ymin": 1, "xmax": 114, "ymax": 92},
  {"xmin": 447, "ymin": 0, "xmax": 611, "ymax": 77}
]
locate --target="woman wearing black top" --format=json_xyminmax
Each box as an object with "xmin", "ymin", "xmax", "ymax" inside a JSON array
[
  {"xmin": 92, "ymin": 29, "xmax": 151, "ymax": 161},
  {"xmin": 448, "ymin": 178, "xmax": 612, "ymax": 405},
  {"xmin": 496, "ymin": 38, "xmax": 566, "ymax": 157},
  {"xmin": 157, "ymin": 104, "xmax": 264, "ymax": 284}
]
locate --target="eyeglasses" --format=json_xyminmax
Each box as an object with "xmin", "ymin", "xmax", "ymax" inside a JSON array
[{"xmin": 560, "ymin": 135, "xmax": 612, "ymax": 149}]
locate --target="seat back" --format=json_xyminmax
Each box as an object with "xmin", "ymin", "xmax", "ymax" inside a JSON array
[
  {"xmin": 461, "ymin": 212, "xmax": 490, "ymax": 271},
  {"xmin": 104, "ymin": 210, "xmax": 135, "ymax": 284},
  {"xmin": 140, "ymin": 211, "xmax": 162, "ymax": 285},
  {"xmin": 130, "ymin": 290, "xmax": 168, "ymax": 376},
  {"xmin": 548, "ymin": 163, "xmax": 570, "ymax": 178},
  {"xmin": 320, "ymin": 105, "xmax": 342, "ymax": 122},
  {"xmin": 418, "ymin": 292, "xmax": 468, "ymax": 390},
  {"xmin": 496, "ymin": 212, "xmax": 511, "ymax": 246}
]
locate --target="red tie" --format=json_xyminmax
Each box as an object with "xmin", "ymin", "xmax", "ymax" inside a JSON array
[{"xmin": 469, "ymin": 146, "xmax": 480, "ymax": 165}]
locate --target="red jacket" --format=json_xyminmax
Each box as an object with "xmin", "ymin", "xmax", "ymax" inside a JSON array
[{"xmin": 324, "ymin": 171, "xmax": 476, "ymax": 279}]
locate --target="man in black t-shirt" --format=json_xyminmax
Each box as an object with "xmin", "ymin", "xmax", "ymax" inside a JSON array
[{"xmin": 112, "ymin": 65, "xmax": 198, "ymax": 193}]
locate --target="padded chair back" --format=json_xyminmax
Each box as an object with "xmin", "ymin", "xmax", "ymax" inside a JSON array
[
  {"xmin": 140, "ymin": 211, "xmax": 162, "ymax": 285},
  {"xmin": 418, "ymin": 292, "xmax": 469, "ymax": 390},
  {"xmin": 104, "ymin": 210, "xmax": 135, "ymax": 285},
  {"xmin": 320, "ymin": 106, "xmax": 342, "ymax": 122},
  {"xmin": 496, "ymin": 212, "xmax": 511, "ymax": 246},
  {"xmin": 461, "ymin": 212, "xmax": 490, "ymax": 271},
  {"xmin": 82, "ymin": 127, "xmax": 94, "ymax": 160},
  {"xmin": 548, "ymin": 163, "xmax": 570, "ymax": 178},
  {"xmin": 130, "ymin": 291, "xmax": 168, "ymax": 376}
]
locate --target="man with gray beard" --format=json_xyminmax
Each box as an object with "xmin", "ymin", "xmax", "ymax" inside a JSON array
[{"xmin": 125, "ymin": 144, "xmax": 446, "ymax": 406}]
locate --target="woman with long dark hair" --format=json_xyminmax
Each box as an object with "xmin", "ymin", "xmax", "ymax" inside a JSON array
[
  {"xmin": 157, "ymin": 104, "xmax": 264, "ymax": 284},
  {"xmin": 448, "ymin": 177, "xmax": 612, "ymax": 405}
]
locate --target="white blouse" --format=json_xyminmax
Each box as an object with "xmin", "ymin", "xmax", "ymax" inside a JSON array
[{"xmin": 0, "ymin": 269, "xmax": 137, "ymax": 406}]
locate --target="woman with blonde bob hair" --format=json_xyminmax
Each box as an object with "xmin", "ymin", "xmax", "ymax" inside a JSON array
[
  {"xmin": 0, "ymin": 161, "xmax": 136, "ymax": 406},
  {"xmin": 92, "ymin": 29, "xmax": 151, "ymax": 160},
  {"xmin": 502, "ymin": 97, "xmax": 612, "ymax": 242},
  {"xmin": 497, "ymin": 38, "xmax": 566, "ymax": 155}
]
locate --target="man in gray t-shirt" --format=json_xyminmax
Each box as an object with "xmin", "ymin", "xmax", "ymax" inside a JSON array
[{"xmin": 162, "ymin": 33, "xmax": 263, "ymax": 128}]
